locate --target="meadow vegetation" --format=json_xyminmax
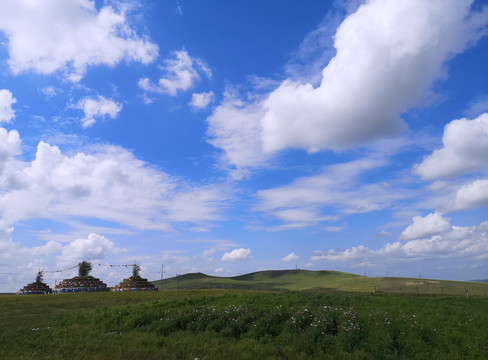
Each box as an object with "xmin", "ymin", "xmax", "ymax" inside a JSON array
[{"xmin": 1, "ymin": 289, "xmax": 487, "ymax": 359}]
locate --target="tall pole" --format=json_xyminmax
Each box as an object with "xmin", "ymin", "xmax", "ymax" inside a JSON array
[{"xmin": 161, "ymin": 264, "xmax": 164, "ymax": 284}]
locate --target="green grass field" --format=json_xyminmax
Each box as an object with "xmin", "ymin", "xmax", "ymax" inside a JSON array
[
  {"xmin": 3, "ymin": 270, "xmax": 488, "ymax": 359},
  {"xmin": 1, "ymin": 290, "xmax": 488, "ymax": 359}
]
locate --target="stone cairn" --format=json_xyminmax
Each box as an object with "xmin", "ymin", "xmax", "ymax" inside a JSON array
[
  {"xmin": 113, "ymin": 264, "xmax": 157, "ymax": 292},
  {"xmin": 54, "ymin": 261, "xmax": 109, "ymax": 293},
  {"xmin": 17, "ymin": 271, "xmax": 52, "ymax": 295}
]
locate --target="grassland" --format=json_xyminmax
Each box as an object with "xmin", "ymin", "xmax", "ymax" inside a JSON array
[
  {"xmin": 153, "ymin": 269, "xmax": 488, "ymax": 296},
  {"xmin": 1, "ymin": 290, "xmax": 488, "ymax": 359},
  {"xmin": 154, "ymin": 269, "xmax": 382, "ymax": 292},
  {"xmin": 2, "ymin": 271, "xmax": 488, "ymax": 359}
]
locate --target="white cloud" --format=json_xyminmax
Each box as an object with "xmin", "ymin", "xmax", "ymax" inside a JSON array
[
  {"xmin": 207, "ymin": 91, "xmax": 269, "ymax": 176},
  {"xmin": 351, "ymin": 261, "xmax": 376, "ymax": 268},
  {"xmin": 310, "ymin": 250, "xmax": 327, "ymax": 261},
  {"xmin": 139, "ymin": 49, "xmax": 211, "ymax": 96},
  {"xmin": 322, "ymin": 220, "xmax": 488, "ymax": 263},
  {"xmin": 0, "ymin": 137, "xmax": 229, "ymax": 231},
  {"xmin": 415, "ymin": 113, "xmax": 488, "ymax": 180},
  {"xmin": 0, "ymin": 0, "xmax": 158, "ymax": 82},
  {"xmin": 282, "ymin": 252, "xmax": 300, "ymax": 262},
  {"xmin": 59, "ymin": 233, "xmax": 122, "ymax": 263},
  {"xmin": 447, "ymin": 179, "xmax": 488, "ymax": 211},
  {"xmin": 208, "ymin": 0, "xmax": 487, "ymax": 171},
  {"xmin": 0, "ymin": 128, "xmax": 21, "ymax": 176},
  {"xmin": 0, "ymin": 90, "xmax": 16, "ymax": 123},
  {"xmin": 221, "ymin": 248, "xmax": 251, "ymax": 261},
  {"xmin": 255, "ymin": 155, "xmax": 410, "ymax": 229},
  {"xmin": 324, "ymin": 226, "xmax": 344, "ymax": 232},
  {"xmin": 400, "ymin": 212, "xmax": 451, "ymax": 240},
  {"xmin": 189, "ymin": 91, "xmax": 214, "ymax": 109},
  {"xmin": 75, "ymin": 96, "xmax": 122, "ymax": 128},
  {"xmin": 214, "ymin": 267, "xmax": 224, "ymax": 274},
  {"xmin": 41, "ymin": 86, "xmax": 57, "ymax": 98}
]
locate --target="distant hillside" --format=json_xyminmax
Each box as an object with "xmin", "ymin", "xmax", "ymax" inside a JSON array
[
  {"xmin": 153, "ymin": 269, "xmax": 379, "ymax": 292},
  {"xmin": 152, "ymin": 270, "xmax": 488, "ymax": 296}
]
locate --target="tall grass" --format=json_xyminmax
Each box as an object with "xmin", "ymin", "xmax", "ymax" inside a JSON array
[{"xmin": 1, "ymin": 291, "xmax": 487, "ymax": 359}]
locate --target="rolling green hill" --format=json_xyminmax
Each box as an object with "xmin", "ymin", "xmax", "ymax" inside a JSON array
[{"xmin": 152, "ymin": 269, "xmax": 488, "ymax": 296}]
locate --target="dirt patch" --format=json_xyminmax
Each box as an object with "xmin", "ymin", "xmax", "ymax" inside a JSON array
[{"xmin": 405, "ymin": 281, "xmax": 424, "ymax": 286}]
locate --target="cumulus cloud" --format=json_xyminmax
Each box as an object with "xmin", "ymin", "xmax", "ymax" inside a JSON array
[
  {"xmin": 310, "ymin": 250, "xmax": 327, "ymax": 261},
  {"xmin": 189, "ymin": 91, "xmax": 214, "ymax": 109},
  {"xmin": 0, "ymin": 138, "xmax": 228, "ymax": 231},
  {"xmin": 139, "ymin": 49, "xmax": 211, "ymax": 96},
  {"xmin": 320, "ymin": 220, "xmax": 488, "ymax": 263},
  {"xmin": 447, "ymin": 179, "xmax": 488, "ymax": 211},
  {"xmin": 59, "ymin": 233, "xmax": 122, "ymax": 262},
  {"xmin": 0, "ymin": 0, "xmax": 158, "ymax": 82},
  {"xmin": 0, "ymin": 128, "xmax": 21, "ymax": 175},
  {"xmin": 400, "ymin": 212, "xmax": 451, "ymax": 240},
  {"xmin": 75, "ymin": 96, "xmax": 123, "ymax": 128},
  {"xmin": 221, "ymin": 248, "xmax": 251, "ymax": 261},
  {"xmin": 0, "ymin": 90, "xmax": 16, "ymax": 123},
  {"xmin": 282, "ymin": 252, "xmax": 300, "ymax": 262},
  {"xmin": 207, "ymin": 91, "xmax": 269, "ymax": 177},
  {"xmin": 415, "ymin": 113, "xmax": 488, "ymax": 180},
  {"xmin": 207, "ymin": 0, "xmax": 488, "ymax": 171}
]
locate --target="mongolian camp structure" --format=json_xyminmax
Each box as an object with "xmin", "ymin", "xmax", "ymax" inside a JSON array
[
  {"xmin": 54, "ymin": 261, "xmax": 109, "ymax": 293},
  {"xmin": 17, "ymin": 271, "xmax": 52, "ymax": 294},
  {"xmin": 113, "ymin": 264, "xmax": 157, "ymax": 291}
]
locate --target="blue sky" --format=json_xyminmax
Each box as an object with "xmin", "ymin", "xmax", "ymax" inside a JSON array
[{"xmin": 1, "ymin": 0, "xmax": 488, "ymax": 292}]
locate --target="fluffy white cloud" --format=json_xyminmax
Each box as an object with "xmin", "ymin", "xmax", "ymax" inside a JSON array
[
  {"xmin": 0, "ymin": 138, "xmax": 228, "ymax": 231},
  {"xmin": 208, "ymin": 0, "xmax": 487, "ymax": 171},
  {"xmin": 0, "ymin": 90, "xmax": 16, "ymax": 123},
  {"xmin": 75, "ymin": 96, "xmax": 123, "ymax": 128},
  {"xmin": 190, "ymin": 91, "xmax": 214, "ymax": 109},
  {"xmin": 59, "ymin": 233, "xmax": 122, "ymax": 262},
  {"xmin": 400, "ymin": 212, "xmax": 451, "ymax": 240},
  {"xmin": 447, "ymin": 179, "xmax": 488, "ymax": 211},
  {"xmin": 221, "ymin": 248, "xmax": 251, "ymax": 261},
  {"xmin": 282, "ymin": 252, "xmax": 300, "ymax": 262},
  {"xmin": 320, "ymin": 220, "xmax": 488, "ymax": 263},
  {"xmin": 415, "ymin": 113, "xmax": 488, "ymax": 180},
  {"xmin": 0, "ymin": 128, "xmax": 21, "ymax": 175},
  {"xmin": 310, "ymin": 250, "xmax": 327, "ymax": 261},
  {"xmin": 207, "ymin": 91, "xmax": 269, "ymax": 176},
  {"xmin": 139, "ymin": 49, "xmax": 211, "ymax": 96},
  {"xmin": 0, "ymin": 0, "xmax": 158, "ymax": 82}
]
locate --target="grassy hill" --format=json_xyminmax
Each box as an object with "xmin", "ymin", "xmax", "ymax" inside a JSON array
[{"xmin": 152, "ymin": 269, "xmax": 488, "ymax": 296}]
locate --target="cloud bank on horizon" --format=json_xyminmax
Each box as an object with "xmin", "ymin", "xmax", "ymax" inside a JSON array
[{"xmin": 0, "ymin": 0, "xmax": 487, "ymax": 292}]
